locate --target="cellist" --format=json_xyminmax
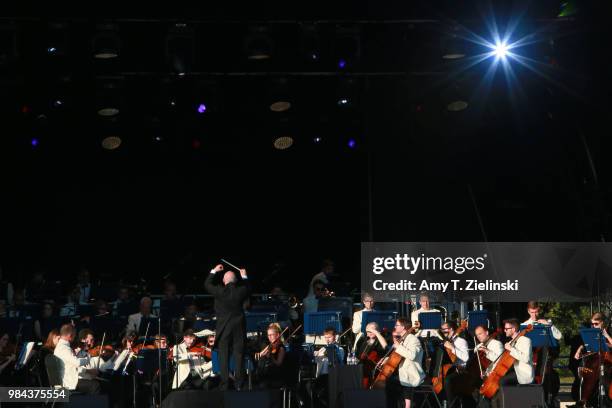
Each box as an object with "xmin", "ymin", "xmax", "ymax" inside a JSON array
[
  {"xmin": 483, "ymin": 319, "xmax": 534, "ymax": 408},
  {"xmin": 355, "ymin": 322, "xmax": 388, "ymax": 388},
  {"xmin": 390, "ymin": 317, "xmax": 425, "ymax": 408},
  {"xmin": 440, "ymin": 321, "xmax": 470, "ymax": 406}
]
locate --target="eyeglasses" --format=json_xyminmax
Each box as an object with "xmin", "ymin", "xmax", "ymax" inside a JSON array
[
  {"xmin": 504, "ymin": 327, "xmax": 513, "ymax": 330},
  {"xmin": 592, "ymin": 321, "xmax": 602, "ymax": 325}
]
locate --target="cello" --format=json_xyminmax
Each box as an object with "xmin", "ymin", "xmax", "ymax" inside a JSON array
[
  {"xmin": 480, "ymin": 324, "xmax": 533, "ymax": 399},
  {"xmin": 370, "ymin": 326, "xmax": 417, "ymax": 390},
  {"xmin": 432, "ymin": 320, "xmax": 468, "ymax": 394}
]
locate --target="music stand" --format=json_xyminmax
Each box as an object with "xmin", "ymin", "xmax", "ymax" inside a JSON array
[
  {"xmin": 419, "ymin": 312, "xmax": 442, "ymax": 330},
  {"xmin": 138, "ymin": 318, "xmax": 159, "ymax": 337},
  {"xmin": 245, "ymin": 312, "xmax": 278, "ymax": 333},
  {"xmin": 317, "ymin": 297, "xmax": 353, "ymax": 321},
  {"xmin": 361, "ymin": 311, "xmax": 398, "ymax": 334},
  {"xmin": 580, "ymin": 328, "xmax": 610, "ymax": 353},
  {"xmin": 579, "ymin": 328, "xmax": 610, "ymax": 407},
  {"xmin": 521, "ymin": 324, "xmax": 557, "ymax": 384},
  {"xmin": 135, "ymin": 348, "xmax": 168, "ymax": 376},
  {"xmin": 468, "ymin": 310, "xmax": 490, "ymax": 334},
  {"xmin": 15, "ymin": 342, "xmax": 35, "ymax": 370},
  {"xmin": 304, "ymin": 312, "xmax": 342, "ymax": 336}
]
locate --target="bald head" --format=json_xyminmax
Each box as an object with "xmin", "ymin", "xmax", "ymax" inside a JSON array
[{"xmin": 223, "ymin": 271, "xmax": 237, "ymax": 285}]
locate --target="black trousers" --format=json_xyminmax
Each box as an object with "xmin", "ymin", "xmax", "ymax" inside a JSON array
[
  {"xmin": 217, "ymin": 316, "xmax": 246, "ymax": 390},
  {"xmin": 76, "ymin": 378, "xmax": 101, "ymax": 394}
]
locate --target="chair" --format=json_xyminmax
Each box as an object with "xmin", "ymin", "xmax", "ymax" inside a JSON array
[{"xmin": 414, "ymin": 379, "xmax": 443, "ymax": 408}]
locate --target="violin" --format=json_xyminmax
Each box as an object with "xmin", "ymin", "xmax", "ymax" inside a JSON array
[
  {"xmin": 187, "ymin": 342, "xmax": 212, "ymax": 360},
  {"xmin": 88, "ymin": 344, "xmax": 115, "ymax": 358}
]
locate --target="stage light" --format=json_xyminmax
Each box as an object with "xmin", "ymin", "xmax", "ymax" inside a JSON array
[
  {"xmin": 270, "ymin": 101, "xmax": 291, "ymax": 112},
  {"xmin": 347, "ymin": 139, "xmax": 357, "ymax": 149},
  {"xmin": 31, "ymin": 138, "xmax": 39, "ymax": 148},
  {"xmin": 98, "ymin": 107, "xmax": 119, "ymax": 117},
  {"xmin": 197, "ymin": 103, "xmax": 207, "ymax": 114},
  {"xmin": 313, "ymin": 137, "xmax": 322, "ymax": 143},
  {"xmin": 273, "ymin": 136, "xmax": 293, "ymax": 150},
  {"xmin": 447, "ymin": 100, "xmax": 469, "ymax": 112},
  {"xmin": 101, "ymin": 136, "xmax": 121, "ymax": 150},
  {"xmin": 494, "ymin": 41, "xmax": 509, "ymax": 59},
  {"xmin": 338, "ymin": 59, "xmax": 347, "ymax": 69},
  {"xmin": 53, "ymin": 100, "xmax": 63, "ymax": 108},
  {"xmin": 245, "ymin": 26, "xmax": 273, "ymax": 60},
  {"xmin": 93, "ymin": 24, "xmax": 121, "ymax": 59},
  {"xmin": 337, "ymin": 98, "xmax": 349, "ymax": 106},
  {"xmin": 47, "ymin": 47, "xmax": 57, "ymax": 54}
]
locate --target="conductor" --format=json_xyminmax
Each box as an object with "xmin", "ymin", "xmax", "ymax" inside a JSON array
[{"xmin": 205, "ymin": 263, "xmax": 251, "ymax": 390}]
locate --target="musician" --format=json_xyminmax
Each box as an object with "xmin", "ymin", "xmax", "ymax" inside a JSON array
[
  {"xmin": 314, "ymin": 327, "xmax": 345, "ymax": 366},
  {"xmin": 59, "ymin": 285, "xmax": 84, "ymax": 317},
  {"xmin": 171, "ymin": 329, "xmax": 212, "ymax": 389},
  {"xmin": 54, "ymin": 323, "xmax": 100, "ymax": 394},
  {"xmin": 112, "ymin": 334, "xmax": 136, "ymax": 373},
  {"xmin": 303, "ymin": 280, "xmax": 326, "ymax": 314},
  {"xmin": 440, "ymin": 321, "xmax": 470, "ymax": 406},
  {"xmin": 522, "ymin": 301, "xmax": 561, "ymax": 405},
  {"xmin": 355, "ymin": 322, "xmax": 387, "ymax": 388},
  {"xmin": 0, "ymin": 332, "xmax": 16, "ymax": 378},
  {"xmin": 307, "ymin": 259, "xmax": 336, "ymax": 298},
  {"xmin": 481, "ymin": 319, "xmax": 534, "ymax": 408},
  {"xmin": 125, "ymin": 296, "xmax": 157, "ymax": 334},
  {"xmin": 522, "ymin": 301, "xmax": 562, "ymax": 340},
  {"xmin": 410, "ymin": 294, "xmax": 442, "ymax": 339},
  {"xmin": 74, "ymin": 329, "xmax": 118, "ymax": 378},
  {"xmin": 255, "ymin": 323, "xmax": 288, "ymax": 389},
  {"xmin": 474, "ymin": 325, "xmax": 504, "ymax": 376},
  {"xmin": 205, "ymin": 263, "xmax": 251, "ymax": 391},
  {"xmin": 352, "ymin": 293, "xmax": 375, "ymax": 350},
  {"xmin": 572, "ymin": 312, "xmax": 612, "ymax": 407},
  {"xmin": 391, "ymin": 317, "xmax": 425, "ymax": 408}
]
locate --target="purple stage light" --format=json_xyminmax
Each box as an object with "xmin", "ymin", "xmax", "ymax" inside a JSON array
[{"xmin": 197, "ymin": 103, "xmax": 207, "ymax": 114}]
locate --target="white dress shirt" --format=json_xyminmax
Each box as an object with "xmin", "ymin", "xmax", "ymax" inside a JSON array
[
  {"xmin": 448, "ymin": 336, "xmax": 469, "ymax": 367},
  {"xmin": 503, "ymin": 335, "xmax": 534, "ymax": 384},
  {"xmin": 476, "ymin": 338, "xmax": 504, "ymax": 364},
  {"xmin": 53, "ymin": 339, "xmax": 90, "ymax": 390}
]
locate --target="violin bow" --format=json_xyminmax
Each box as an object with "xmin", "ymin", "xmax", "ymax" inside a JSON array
[{"xmin": 96, "ymin": 332, "xmax": 106, "ymax": 371}]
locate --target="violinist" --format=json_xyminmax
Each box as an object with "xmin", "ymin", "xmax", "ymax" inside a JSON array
[
  {"xmin": 575, "ymin": 312, "xmax": 612, "ymax": 360},
  {"xmin": 255, "ymin": 323, "xmax": 288, "ymax": 389},
  {"xmin": 389, "ymin": 317, "xmax": 425, "ymax": 408},
  {"xmin": 112, "ymin": 334, "xmax": 136, "ymax": 373},
  {"xmin": 53, "ymin": 324, "xmax": 99, "ymax": 394},
  {"xmin": 484, "ymin": 319, "xmax": 534, "ymax": 408},
  {"xmin": 74, "ymin": 329, "xmax": 117, "ymax": 379},
  {"xmin": 355, "ymin": 322, "xmax": 387, "ymax": 388},
  {"xmin": 440, "ymin": 321, "xmax": 469, "ymax": 407},
  {"xmin": 171, "ymin": 329, "xmax": 212, "ymax": 390}
]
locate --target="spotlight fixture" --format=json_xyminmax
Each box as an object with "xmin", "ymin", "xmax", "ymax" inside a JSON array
[
  {"xmin": 96, "ymin": 77, "xmax": 123, "ymax": 117},
  {"xmin": 442, "ymin": 29, "xmax": 466, "ymax": 60},
  {"xmin": 245, "ymin": 26, "xmax": 273, "ymax": 60},
  {"xmin": 101, "ymin": 135, "xmax": 121, "ymax": 150},
  {"xmin": 165, "ymin": 23, "xmax": 195, "ymax": 75},
  {"xmin": 197, "ymin": 103, "xmax": 207, "ymax": 114},
  {"xmin": 273, "ymin": 136, "xmax": 294, "ymax": 150},
  {"xmin": 93, "ymin": 23, "xmax": 121, "ymax": 59},
  {"xmin": 347, "ymin": 139, "xmax": 357, "ymax": 149},
  {"xmin": 267, "ymin": 78, "xmax": 292, "ymax": 113},
  {"xmin": 46, "ymin": 22, "xmax": 68, "ymax": 57},
  {"xmin": 333, "ymin": 26, "xmax": 361, "ymax": 70}
]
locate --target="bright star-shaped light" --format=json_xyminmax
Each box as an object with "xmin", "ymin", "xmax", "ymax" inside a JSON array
[{"xmin": 494, "ymin": 42, "xmax": 509, "ymax": 58}]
